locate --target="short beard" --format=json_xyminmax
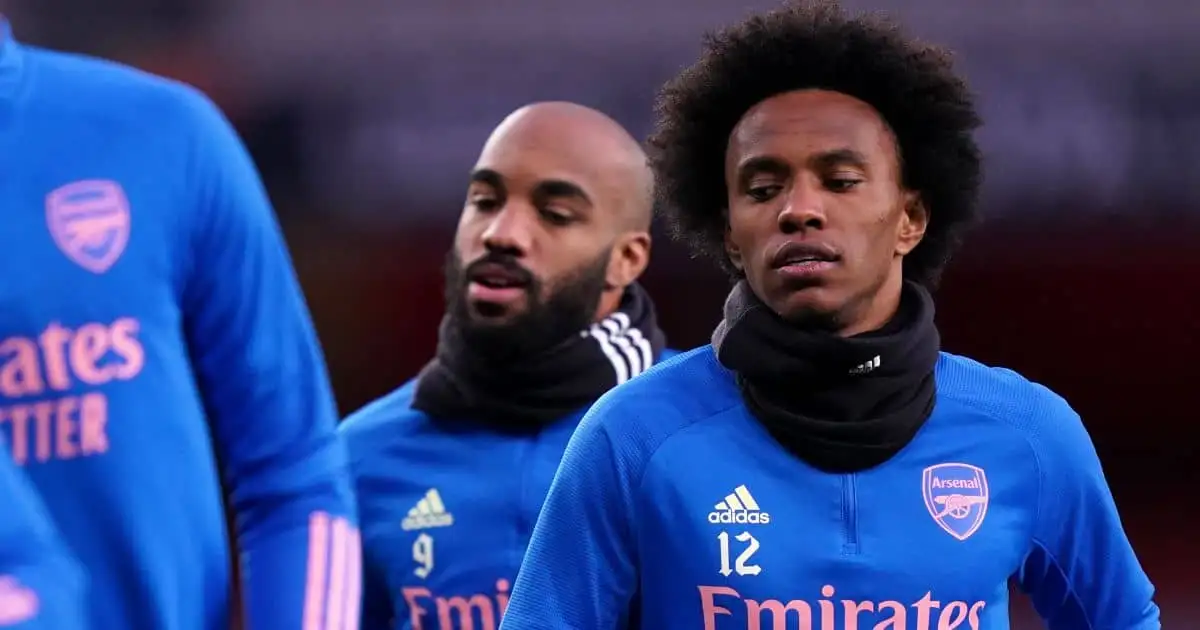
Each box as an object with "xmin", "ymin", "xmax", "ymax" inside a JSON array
[{"xmin": 443, "ymin": 248, "xmax": 612, "ymax": 362}]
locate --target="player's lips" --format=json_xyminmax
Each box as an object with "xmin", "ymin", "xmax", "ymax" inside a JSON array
[
  {"xmin": 467, "ymin": 282, "xmax": 527, "ymax": 305},
  {"xmin": 769, "ymin": 241, "xmax": 840, "ymax": 279},
  {"xmin": 466, "ymin": 261, "xmax": 531, "ymax": 306}
]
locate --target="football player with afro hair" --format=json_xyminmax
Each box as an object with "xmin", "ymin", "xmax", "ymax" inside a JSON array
[{"xmin": 498, "ymin": 3, "xmax": 1159, "ymax": 629}]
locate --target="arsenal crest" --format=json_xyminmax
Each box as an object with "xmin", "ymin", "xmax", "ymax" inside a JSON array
[
  {"xmin": 46, "ymin": 180, "xmax": 131, "ymax": 274},
  {"xmin": 922, "ymin": 462, "xmax": 989, "ymax": 541}
]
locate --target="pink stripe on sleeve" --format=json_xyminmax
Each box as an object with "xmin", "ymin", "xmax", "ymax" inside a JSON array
[
  {"xmin": 302, "ymin": 512, "xmax": 331, "ymax": 630},
  {"xmin": 341, "ymin": 528, "xmax": 362, "ymax": 630},
  {"xmin": 323, "ymin": 517, "xmax": 350, "ymax": 630}
]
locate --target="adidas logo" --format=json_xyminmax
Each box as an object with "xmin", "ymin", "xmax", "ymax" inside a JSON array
[
  {"xmin": 848, "ymin": 355, "xmax": 881, "ymax": 375},
  {"xmin": 401, "ymin": 488, "xmax": 454, "ymax": 531},
  {"xmin": 707, "ymin": 484, "xmax": 770, "ymax": 525}
]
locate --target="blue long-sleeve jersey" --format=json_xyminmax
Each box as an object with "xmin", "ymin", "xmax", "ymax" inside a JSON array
[
  {"xmin": 0, "ymin": 23, "xmax": 360, "ymax": 630},
  {"xmin": 0, "ymin": 450, "xmax": 86, "ymax": 629},
  {"xmin": 500, "ymin": 348, "xmax": 1158, "ymax": 630},
  {"xmin": 342, "ymin": 350, "xmax": 680, "ymax": 630}
]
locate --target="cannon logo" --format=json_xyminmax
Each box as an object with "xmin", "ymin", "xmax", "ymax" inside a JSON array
[{"xmin": 922, "ymin": 463, "xmax": 989, "ymax": 541}]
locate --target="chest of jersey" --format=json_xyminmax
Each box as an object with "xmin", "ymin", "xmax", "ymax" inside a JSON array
[
  {"xmin": 0, "ymin": 112, "xmax": 201, "ymax": 470},
  {"xmin": 358, "ymin": 417, "xmax": 579, "ymax": 630},
  {"xmin": 0, "ymin": 112, "xmax": 185, "ymax": 314},
  {"xmin": 634, "ymin": 405, "xmax": 1038, "ymax": 630}
]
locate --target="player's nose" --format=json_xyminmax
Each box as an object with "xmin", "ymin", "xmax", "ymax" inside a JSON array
[
  {"xmin": 777, "ymin": 182, "xmax": 827, "ymax": 233},
  {"xmin": 481, "ymin": 205, "xmax": 535, "ymax": 257}
]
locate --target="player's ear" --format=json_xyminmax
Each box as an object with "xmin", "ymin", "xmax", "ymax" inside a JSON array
[
  {"xmin": 607, "ymin": 230, "xmax": 651, "ymax": 289},
  {"xmin": 722, "ymin": 208, "xmax": 745, "ymax": 272},
  {"xmin": 895, "ymin": 191, "xmax": 928, "ymax": 257}
]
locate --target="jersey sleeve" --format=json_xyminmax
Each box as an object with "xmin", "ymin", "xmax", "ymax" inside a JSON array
[
  {"xmin": 499, "ymin": 397, "xmax": 641, "ymax": 630},
  {"xmin": 0, "ymin": 451, "xmax": 86, "ymax": 629},
  {"xmin": 178, "ymin": 88, "xmax": 362, "ymax": 630},
  {"xmin": 1016, "ymin": 397, "xmax": 1159, "ymax": 629}
]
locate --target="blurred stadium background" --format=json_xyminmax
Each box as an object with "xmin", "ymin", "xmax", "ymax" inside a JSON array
[{"xmin": 10, "ymin": 0, "xmax": 1197, "ymax": 625}]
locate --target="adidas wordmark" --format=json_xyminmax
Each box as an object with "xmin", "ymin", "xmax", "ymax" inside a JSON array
[{"xmin": 708, "ymin": 484, "xmax": 771, "ymax": 525}]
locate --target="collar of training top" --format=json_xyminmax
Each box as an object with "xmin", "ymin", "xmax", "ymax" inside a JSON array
[
  {"xmin": 713, "ymin": 279, "xmax": 940, "ymax": 473},
  {"xmin": 412, "ymin": 283, "xmax": 667, "ymax": 431}
]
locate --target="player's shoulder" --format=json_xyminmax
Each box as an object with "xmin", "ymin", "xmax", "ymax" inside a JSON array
[
  {"xmin": 573, "ymin": 345, "xmax": 741, "ymax": 457},
  {"xmin": 657, "ymin": 346, "xmax": 686, "ymax": 362},
  {"xmin": 339, "ymin": 379, "xmax": 428, "ymax": 459},
  {"xmin": 934, "ymin": 351, "xmax": 1087, "ymax": 450},
  {"xmin": 23, "ymin": 45, "xmax": 224, "ymax": 136}
]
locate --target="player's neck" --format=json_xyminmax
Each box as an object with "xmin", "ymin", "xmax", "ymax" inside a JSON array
[{"xmin": 591, "ymin": 287, "xmax": 625, "ymax": 323}]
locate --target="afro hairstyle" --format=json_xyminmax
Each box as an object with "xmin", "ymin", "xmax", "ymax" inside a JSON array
[{"xmin": 647, "ymin": 0, "xmax": 983, "ymax": 287}]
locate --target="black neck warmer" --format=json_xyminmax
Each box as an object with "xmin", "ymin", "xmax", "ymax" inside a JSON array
[
  {"xmin": 412, "ymin": 284, "xmax": 667, "ymax": 430},
  {"xmin": 712, "ymin": 280, "xmax": 940, "ymax": 472}
]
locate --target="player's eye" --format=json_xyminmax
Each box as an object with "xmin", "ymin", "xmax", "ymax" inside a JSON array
[
  {"xmin": 825, "ymin": 177, "xmax": 863, "ymax": 193},
  {"xmin": 747, "ymin": 185, "xmax": 782, "ymax": 203},
  {"xmin": 470, "ymin": 196, "xmax": 500, "ymax": 212},
  {"xmin": 540, "ymin": 208, "xmax": 573, "ymax": 226}
]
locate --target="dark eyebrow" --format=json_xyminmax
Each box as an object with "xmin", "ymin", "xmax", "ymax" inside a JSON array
[
  {"xmin": 469, "ymin": 168, "xmax": 505, "ymax": 191},
  {"xmin": 532, "ymin": 179, "xmax": 592, "ymax": 206},
  {"xmin": 737, "ymin": 149, "xmax": 871, "ymax": 180},
  {"xmin": 811, "ymin": 148, "xmax": 870, "ymax": 171},
  {"xmin": 737, "ymin": 155, "xmax": 791, "ymax": 179}
]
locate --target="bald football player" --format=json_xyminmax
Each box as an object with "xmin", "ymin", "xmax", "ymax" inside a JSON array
[{"xmin": 340, "ymin": 102, "xmax": 679, "ymax": 629}]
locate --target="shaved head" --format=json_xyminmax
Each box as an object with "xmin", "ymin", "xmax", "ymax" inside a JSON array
[
  {"xmin": 446, "ymin": 100, "xmax": 656, "ymax": 352},
  {"xmin": 482, "ymin": 101, "xmax": 654, "ymax": 231}
]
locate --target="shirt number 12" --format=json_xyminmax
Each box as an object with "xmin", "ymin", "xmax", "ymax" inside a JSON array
[{"xmin": 717, "ymin": 531, "xmax": 762, "ymax": 577}]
